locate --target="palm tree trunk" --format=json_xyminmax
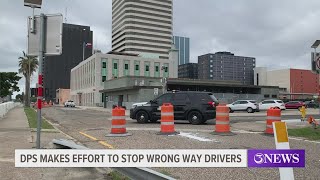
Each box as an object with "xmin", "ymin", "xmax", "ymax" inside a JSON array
[{"xmin": 25, "ymin": 75, "xmax": 30, "ymax": 107}]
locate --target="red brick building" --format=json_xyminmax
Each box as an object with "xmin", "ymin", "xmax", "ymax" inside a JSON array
[{"xmin": 254, "ymin": 68, "xmax": 319, "ymax": 100}]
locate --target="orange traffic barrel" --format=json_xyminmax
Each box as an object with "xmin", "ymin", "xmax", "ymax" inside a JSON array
[
  {"xmin": 157, "ymin": 103, "xmax": 179, "ymax": 135},
  {"xmin": 212, "ymin": 104, "xmax": 235, "ymax": 136},
  {"xmin": 265, "ymin": 107, "xmax": 281, "ymax": 135},
  {"xmin": 106, "ymin": 107, "xmax": 131, "ymax": 137}
]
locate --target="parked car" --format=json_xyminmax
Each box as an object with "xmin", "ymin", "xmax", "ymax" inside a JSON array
[
  {"xmin": 130, "ymin": 91, "xmax": 219, "ymax": 125},
  {"xmin": 304, "ymin": 101, "xmax": 318, "ymax": 108},
  {"xmin": 64, "ymin": 100, "xmax": 75, "ymax": 107},
  {"xmin": 259, "ymin": 100, "xmax": 286, "ymax": 110},
  {"xmin": 285, "ymin": 101, "xmax": 305, "ymax": 110},
  {"xmin": 227, "ymin": 100, "xmax": 259, "ymax": 113}
]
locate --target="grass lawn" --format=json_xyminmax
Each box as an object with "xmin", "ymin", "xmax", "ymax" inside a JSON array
[
  {"xmin": 288, "ymin": 127, "xmax": 320, "ymax": 141},
  {"xmin": 24, "ymin": 107, "xmax": 54, "ymax": 129}
]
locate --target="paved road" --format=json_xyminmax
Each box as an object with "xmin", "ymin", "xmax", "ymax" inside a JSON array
[{"xmin": 42, "ymin": 107, "xmax": 320, "ymax": 180}]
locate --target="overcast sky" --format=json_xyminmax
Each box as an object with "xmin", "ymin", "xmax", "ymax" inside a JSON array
[{"xmin": 1, "ymin": 0, "xmax": 320, "ymax": 95}]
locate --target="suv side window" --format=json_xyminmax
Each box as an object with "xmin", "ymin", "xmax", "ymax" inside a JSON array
[
  {"xmin": 240, "ymin": 101, "xmax": 248, "ymax": 104},
  {"xmin": 262, "ymin": 101, "xmax": 273, "ymax": 104},
  {"xmin": 173, "ymin": 94, "xmax": 189, "ymax": 102},
  {"xmin": 156, "ymin": 94, "xmax": 173, "ymax": 105}
]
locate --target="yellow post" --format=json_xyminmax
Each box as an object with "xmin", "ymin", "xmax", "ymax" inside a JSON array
[{"xmin": 299, "ymin": 105, "xmax": 306, "ymax": 121}]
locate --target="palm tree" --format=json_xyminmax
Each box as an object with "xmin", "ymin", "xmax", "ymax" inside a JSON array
[{"xmin": 18, "ymin": 51, "xmax": 38, "ymax": 107}]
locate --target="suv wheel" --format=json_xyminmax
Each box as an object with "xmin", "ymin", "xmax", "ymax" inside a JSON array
[
  {"xmin": 229, "ymin": 108, "xmax": 234, "ymax": 113},
  {"xmin": 136, "ymin": 111, "xmax": 149, "ymax": 124},
  {"xmin": 188, "ymin": 111, "xmax": 203, "ymax": 125},
  {"xmin": 247, "ymin": 107, "xmax": 253, "ymax": 113}
]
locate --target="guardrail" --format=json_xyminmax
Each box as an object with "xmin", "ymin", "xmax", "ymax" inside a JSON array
[
  {"xmin": 0, "ymin": 102, "xmax": 20, "ymax": 118},
  {"xmin": 52, "ymin": 139, "xmax": 175, "ymax": 180}
]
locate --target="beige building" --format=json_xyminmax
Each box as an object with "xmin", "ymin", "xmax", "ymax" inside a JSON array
[
  {"xmin": 70, "ymin": 49, "xmax": 178, "ymax": 107},
  {"xmin": 56, "ymin": 89, "xmax": 71, "ymax": 105},
  {"xmin": 254, "ymin": 67, "xmax": 290, "ymax": 92},
  {"xmin": 112, "ymin": 0, "xmax": 173, "ymax": 59}
]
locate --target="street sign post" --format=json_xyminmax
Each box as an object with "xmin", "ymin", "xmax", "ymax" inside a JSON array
[
  {"xmin": 27, "ymin": 14, "xmax": 63, "ymax": 56},
  {"xmin": 26, "ymin": 12, "xmax": 63, "ymax": 149}
]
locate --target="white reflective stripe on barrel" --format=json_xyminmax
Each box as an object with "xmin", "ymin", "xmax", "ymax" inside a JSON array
[
  {"xmin": 267, "ymin": 116, "xmax": 281, "ymax": 120},
  {"xmin": 266, "ymin": 125, "xmax": 273, "ymax": 128},
  {"xmin": 216, "ymin": 112, "xmax": 229, "ymax": 116},
  {"xmin": 111, "ymin": 125, "xmax": 126, "ymax": 129},
  {"xmin": 161, "ymin": 112, "xmax": 174, "ymax": 116},
  {"xmin": 112, "ymin": 116, "xmax": 126, "ymax": 120},
  {"xmin": 161, "ymin": 121, "xmax": 174, "ymax": 125},
  {"xmin": 216, "ymin": 121, "xmax": 229, "ymax": 125}
]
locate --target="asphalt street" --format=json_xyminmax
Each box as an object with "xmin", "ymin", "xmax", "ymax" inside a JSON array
[{"xmin": 42, "ymin": 107, "xmax": 320, "ymax": 180}]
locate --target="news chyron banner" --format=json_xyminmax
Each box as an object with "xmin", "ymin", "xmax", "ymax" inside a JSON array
[{"xmin": 15, "ymin": 149, "xmax": 305, "ymax": 168}]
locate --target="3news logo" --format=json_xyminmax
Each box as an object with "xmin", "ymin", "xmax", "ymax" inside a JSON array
[{"xmin": 248, "ymin": 150, "xmax": 305, "ymax": 168}]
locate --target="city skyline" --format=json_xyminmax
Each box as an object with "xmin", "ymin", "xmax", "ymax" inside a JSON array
[{"xmin": 1, "ymin": 0, "xmax": 320, "ymax": 93}]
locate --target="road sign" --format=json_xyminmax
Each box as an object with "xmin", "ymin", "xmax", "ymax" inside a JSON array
[
  {"xmin": 27, "ymin": 14, "xmax": 63, "ymax": 56},
  {"xmin": 24, "ymin": 0, "xmax": 42, "ymax": 8},
  {"xmin": 154, "ymin": 88, "xmax": 159, "ymax": 96}
]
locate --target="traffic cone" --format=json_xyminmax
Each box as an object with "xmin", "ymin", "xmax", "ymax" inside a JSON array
[
  {"xmin": 157, "ymin": 103, "xmax": 179, "ymax": 135},
  {"xmin": 265, "ymin": 107, "xmax": 281, "ymax": 135},
  {"xmin": 211, "ymin": 104, "xmax": 235, "ymax": 136},
  {"xmin": 106, "ymin": 106, "xmax": 132, "ymax": 137}
]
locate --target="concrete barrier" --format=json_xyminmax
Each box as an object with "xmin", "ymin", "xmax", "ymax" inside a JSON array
[{"xmin": 0, "ymin": 102, "xmax": 20, "ymax": 118}]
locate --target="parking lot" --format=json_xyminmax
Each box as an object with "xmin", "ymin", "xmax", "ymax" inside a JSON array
[{"xmin": 42, "ymin": 106, "xmax": 320, "ymax": 180}]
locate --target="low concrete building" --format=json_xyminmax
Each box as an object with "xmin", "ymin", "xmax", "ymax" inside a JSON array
[
  {"xmin": 56, "ymin": 89, "xmax": 70, "ymax": 105},
  {"xmin": 70, "ymin": 49, "xmax": 178, "ymax": 106},
  {"xmin": 99, "ymin": 76, "xmax": 280, "ymax": 108}
]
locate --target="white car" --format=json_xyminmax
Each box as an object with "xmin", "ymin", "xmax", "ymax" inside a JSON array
[
  {"xmin": 131, "ymin": 102, "xmax": 148, "ymax": 109},
  {"xmin": 259, "ymin": 100, "xmax": 286, "ymax": 110},
  {"xmin": 227, "ymin": 100, "xmax": 259, "ymax": 113},
  {"xmin": 64, "ymin": 100, "xmax": 75, "ymax": 107}
]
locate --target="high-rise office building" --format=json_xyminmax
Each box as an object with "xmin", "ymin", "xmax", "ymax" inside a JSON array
[
  {"xmin": 112, "ymin": 0, "xmax": 173, "ymax": 59},
  {"xmin": 198, "ymin": 52, "xmax": 255, "ymax": 85},
  {"xmin": 173, "ymin": 36, "xmax": 190, "ymax": 65},
  {"xmin": 43, "ymin": 23, "xmax": 93, "ymax": 101}
]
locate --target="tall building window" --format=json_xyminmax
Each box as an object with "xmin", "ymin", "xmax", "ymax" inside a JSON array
[
  {"xmin": 155, "ymin": 66, "xmax": 159, "ymax": 72},
  {"xmin": 146, "ymin": 65, "xmax": 149, "ymax": 71},
  {"xmin": 102, "ymin": 76, "xmax": 106, "ymax": 82},
  {"xmin": 102, "ymin": 62, "xmax": 106, "ymax": 68},
  {"xmin": 257, "ymin": 73, "xmax": 259, "ymax": 85},
  {"xmin": 125, "ymin": 64, "xmax": 129, "ymax": 70},
  {"xmin": 135, "ymin": 65, "xmax": 139, "ymax": 70},
  {"xmin": 114, "ymin": 63, "xmax": 118, "ymax": 69}
]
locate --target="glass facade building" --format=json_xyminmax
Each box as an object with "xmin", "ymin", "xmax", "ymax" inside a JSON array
[{"xmin": 173, "ymin": 36, "xmax": 190, "ymax": 65}]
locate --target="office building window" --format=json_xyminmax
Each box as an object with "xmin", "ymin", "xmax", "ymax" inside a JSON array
[
  {"xmin": 146, "ymin": 65, "xmax": 149, "ymax": 71},
  {"xmin": 102, "ymin": 62, "xmax": 106, "ymax": 68},
  {"xmin": 165, "ymin": 67, "xmax": 168, "ymax": 72},
  {"xmin": 125, "ymin": 64, "xmax": 129, "ymax": 70},
  {"xmin": 113, "ymin": 63, "xmax": 118, "ymax": 69},
  {"xmin": 135, "ymin": 65, "xmax": 139, "ymax": 70},
  {"xmin": 155, "ymin": 66, "xmax": 159, "ymax": 72},
  {"xmin": 102, "ymin": 76, "xmax": 106, "ymax": 82}
]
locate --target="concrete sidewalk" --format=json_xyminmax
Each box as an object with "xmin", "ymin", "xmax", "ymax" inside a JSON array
[{"xmin": 0, "ymin": 106, "xmax": 106, "ymax": 180}]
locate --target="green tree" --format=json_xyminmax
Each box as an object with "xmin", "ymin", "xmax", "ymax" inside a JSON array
[
  {"xmin": 0, "ymin": 72, "xmax": 21, "ymax": 98},
  {"xmin": 18, "ymin": 51, "xmax": 38, "ymax": 107},
  {"xmin": 15, "ymin": 93, "xmax": 24, "ymax": 102}
]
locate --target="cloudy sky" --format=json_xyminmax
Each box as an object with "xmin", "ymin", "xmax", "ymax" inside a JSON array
[{"xmin": 1, "ymin": 0, "xmax": 319, "ymax": 95}]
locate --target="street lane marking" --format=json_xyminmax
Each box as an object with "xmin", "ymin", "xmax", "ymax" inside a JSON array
[
  {"xmin": 79, "ymin": 131, "xmax": 114, "ymax": 149},
  {"xmin": 0, "ymin": 158, "xmax": 14, "ymax": 163},
  {"xmin": 178, "ymin": 132, "xmax": 217, "ymax": 142}
]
